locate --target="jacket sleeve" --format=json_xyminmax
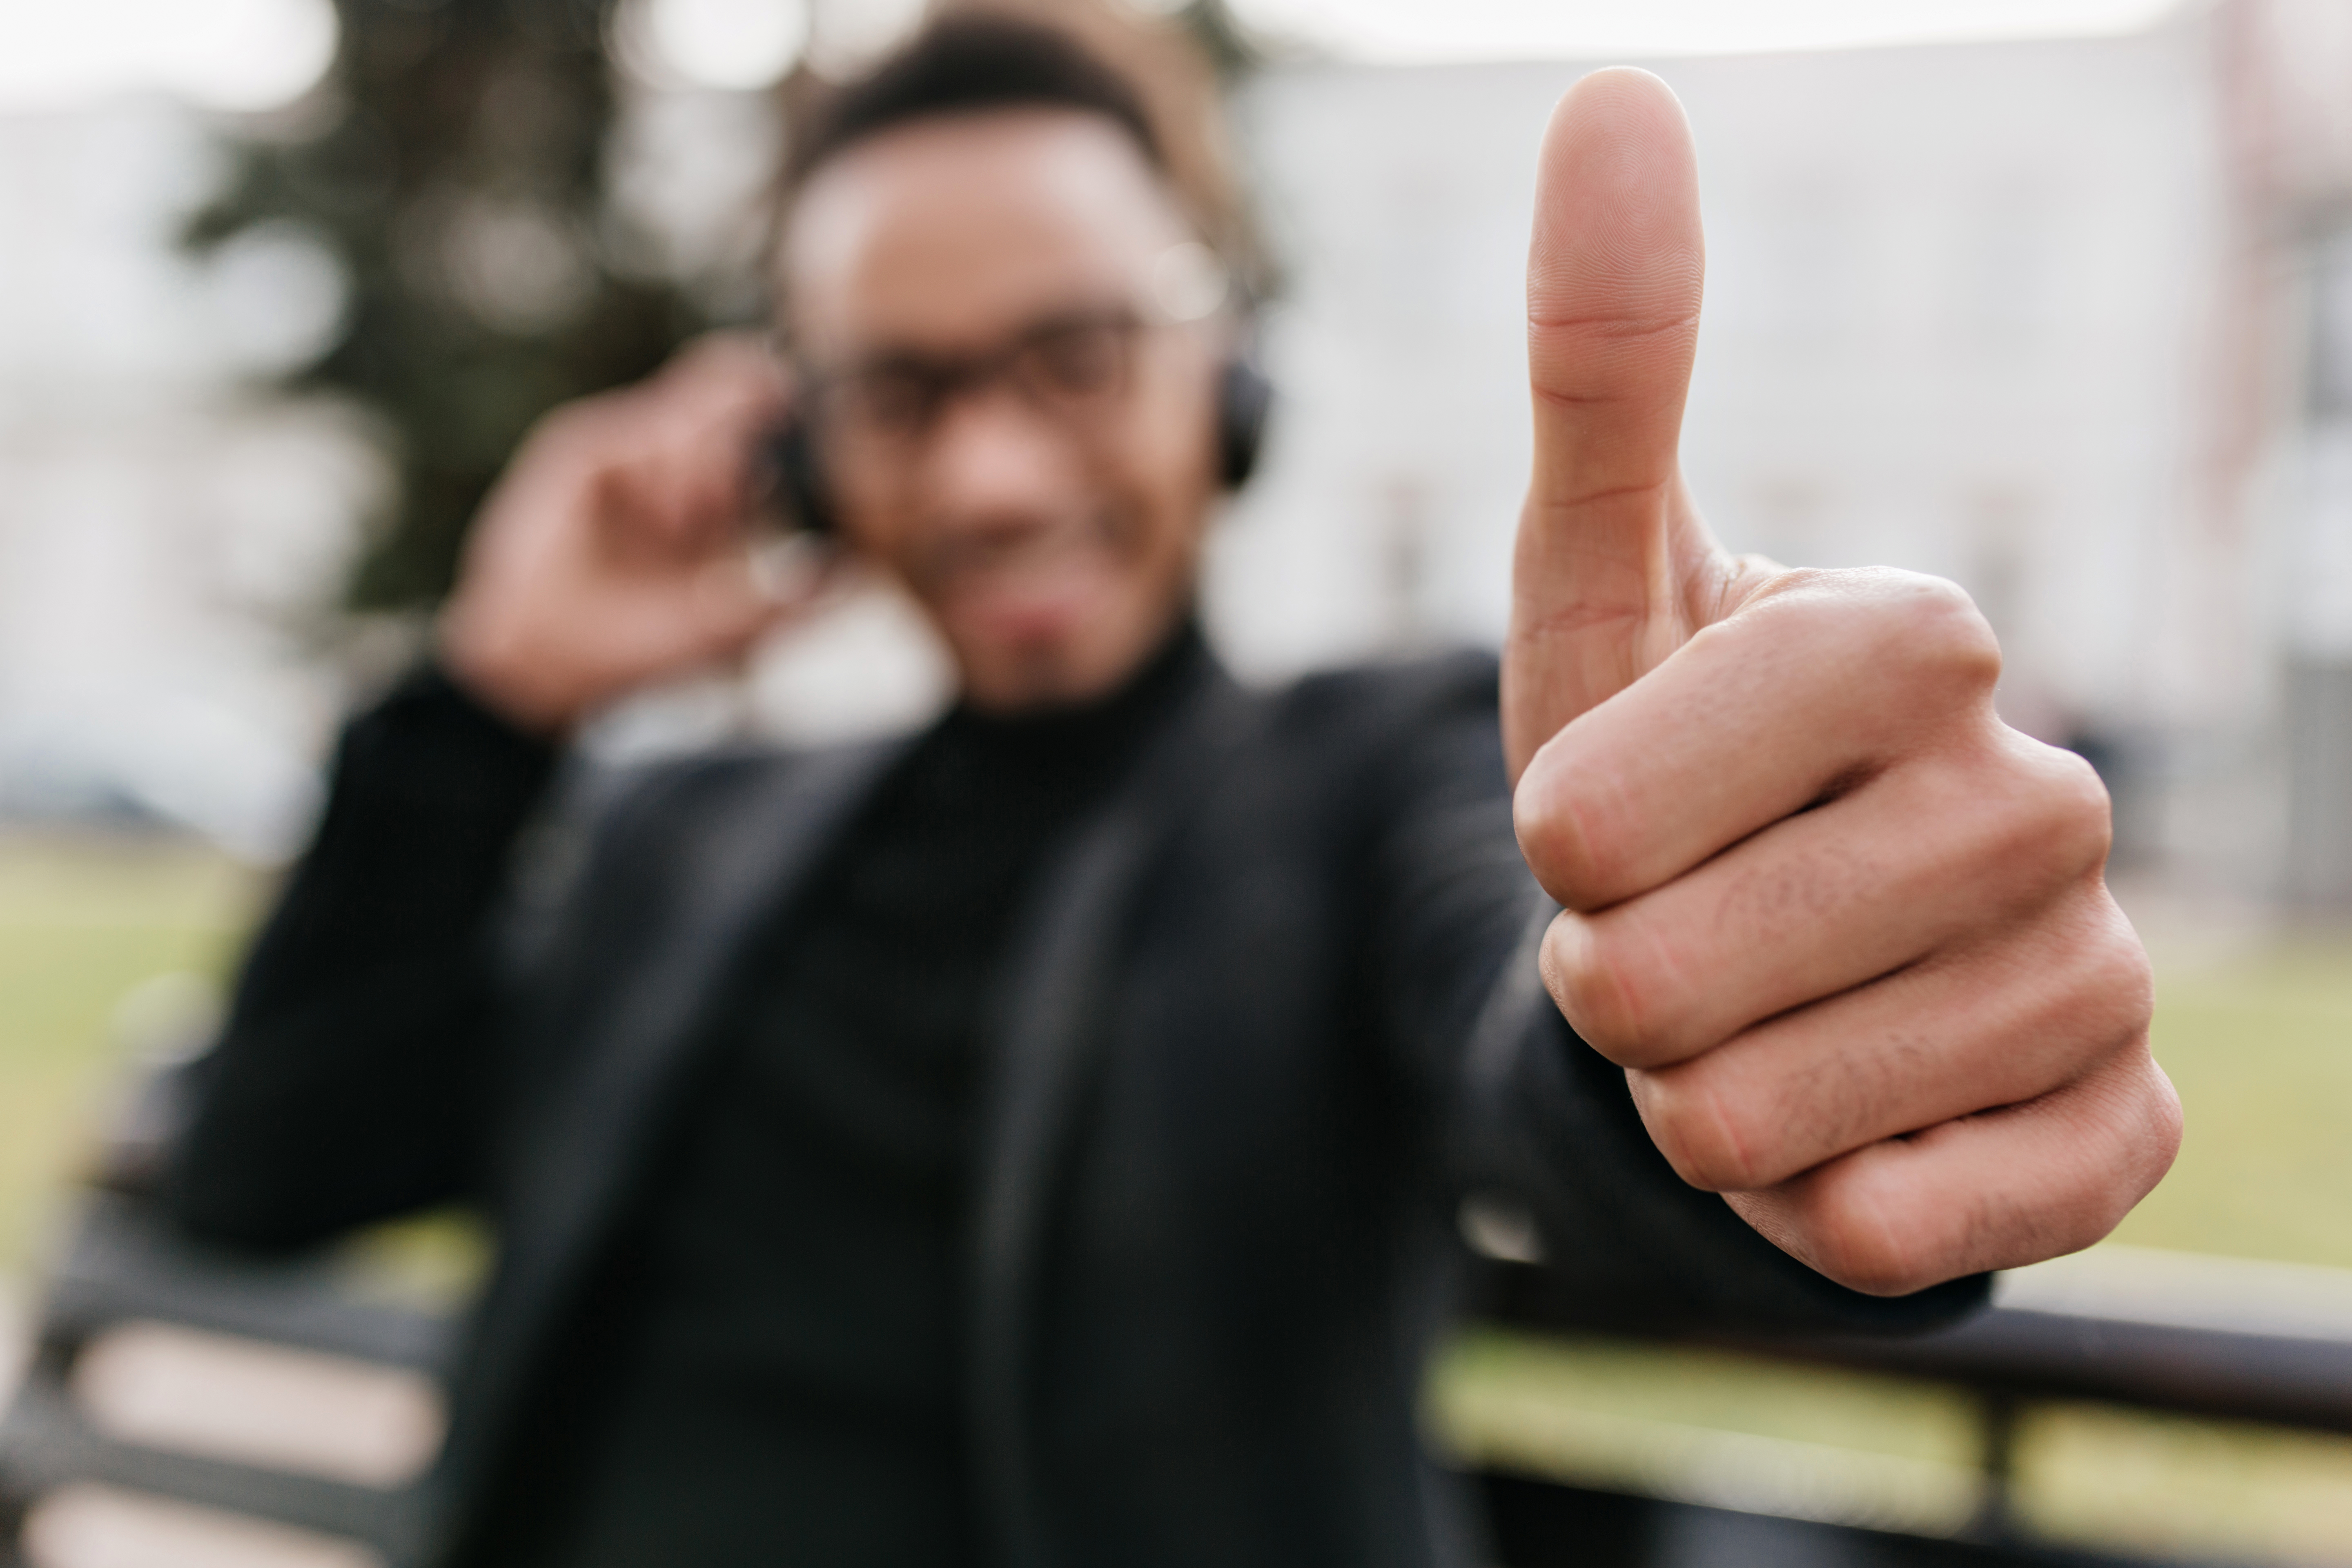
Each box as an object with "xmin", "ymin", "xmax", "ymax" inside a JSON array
[
  {"xmin": 1359, "ymin": 653, "xmax": 1988, "ymax": 1336},
  {"xmin": 164, "ymin": 666, "xmax": 561, "ymax": 1250}
]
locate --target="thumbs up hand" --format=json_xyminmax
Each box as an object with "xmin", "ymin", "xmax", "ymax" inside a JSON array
[{"xmin": 1505, "ymin": 71, "xmax": 2178, "ymax": 1296}]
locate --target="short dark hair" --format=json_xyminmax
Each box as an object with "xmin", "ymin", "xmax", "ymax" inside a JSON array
[
  {"xmin": 772, "ymin": 7, "xmax": 1268, "ymax": 310},
  {"xmin": 786, "ymin": 13, "xmax": 1167, "ymax": 192}
]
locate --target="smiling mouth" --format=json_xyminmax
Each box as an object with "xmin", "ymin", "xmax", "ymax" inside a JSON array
[{"xmin": 920, "ymin": 512, "xmax": 1134, "ymax": 642}]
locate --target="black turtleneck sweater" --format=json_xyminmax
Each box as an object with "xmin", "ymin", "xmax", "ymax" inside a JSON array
[{"xmin": 490, "ymin": 624, "xmax": 1208, "ymax": 1568}]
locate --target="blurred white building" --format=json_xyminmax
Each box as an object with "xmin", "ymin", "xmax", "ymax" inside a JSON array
[
  {"xmin": 1215, "ymin": 0, "xmax": 2352, "ymax": 896},
  {"xmin": 3, "ymin": 0, "xmax": 2351, "ymax": 897},
  {"xmin": 0, "ymin": 102, "xmax": 372, "ymax": 859}
]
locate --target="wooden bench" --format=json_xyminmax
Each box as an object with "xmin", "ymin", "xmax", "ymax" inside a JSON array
[
  {"xmin": 0, "ymin": 1055, "xmax": 449, "ymax": 1567},
  {"xmin": 6, "ymin": 1067, "xmax": 2346, "ymax": 1566}
]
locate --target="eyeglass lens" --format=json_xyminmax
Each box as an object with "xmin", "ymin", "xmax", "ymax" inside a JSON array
[{"xmin": 815, "ymin": 313, "xmax": 1144, "ymax": 455}]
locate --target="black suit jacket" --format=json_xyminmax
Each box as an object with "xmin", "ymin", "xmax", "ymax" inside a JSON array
[{"xmin": 167, "ymin": 649, "xmax": 1984, "ymax": 1568}]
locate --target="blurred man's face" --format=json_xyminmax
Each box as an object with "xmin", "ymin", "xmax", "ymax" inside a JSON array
[{"xmin": 781, "ymin": 110, "xmax": 1225, "ymax": 713}]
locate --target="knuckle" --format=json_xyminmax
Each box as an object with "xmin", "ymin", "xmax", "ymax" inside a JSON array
[
  {"xmin": 1842, "ymin": 570, "xmax": 2001, "ymax": 700},
  {"xmin": 1895, "ymin": 577, "xmax": 2002, "ymax": 690},
  {"xmin": 2067, "ymin": 782, "xmax": 2117, "ymax": 871},
  {"xmin": 2024, "ymin": 744, "xmax": 2115, "ymax": 871},
  {"xmin": 1960, "ymin": 739, "xmax": 2114, "ymax": 886},
  {"xmin": 513, "ymin": 412, "xmax": 586, "ymax": 474},
  {"xmin": 2017, "ymin": 1147, "xmax": 2143, "ymax": 1265},
  {"xmin": 1543, "ymin": 915, "xmax": 1660, "ymax": 1061},
  {"xmin": 2078, "ymin": 1047, "xmax": 2181, "ymax": 1203},
  {"xmin": 1755, "ymin": 569, "xmax": 2002, "ymax": 738},
  {"xmin": 1513, "ymin": 753, "xmax": 1622, "ymax": 909},
  {"xmin": 532, "ymin": 389, "xmax": 628, "ymax": 450},
  {"xmin": 1803, "ymin": 1173, "xmax": 1944, "ymax": 1296},
  {"xmin": 2131, "ymin": 1053, "xmax": 2186, "ymax": 1172},
  {"xmin": 1641, "ymin": 1062, "xmax": 1768, "ymax": 1192},
  {"xmin": 2073, "ymin": 907, "xmax": 2155, "ymax": 1040}
]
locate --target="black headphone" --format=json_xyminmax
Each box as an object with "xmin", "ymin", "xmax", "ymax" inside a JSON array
[{"xmin": 768, "ymin": 351, "xmax": 1274, "ymax": 537}]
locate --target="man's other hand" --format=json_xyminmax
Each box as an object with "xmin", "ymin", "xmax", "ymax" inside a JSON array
[
  {"xmin": 440, "ymin": 334, "xmax": 830, "ymax": 734},
  {"xmin": 1502, "ymin": 69, "xmax": 2180, "ymax": 1297}
]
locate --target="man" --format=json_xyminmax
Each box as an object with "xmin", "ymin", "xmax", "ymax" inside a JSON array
[{"xmin": 167, "ymin": 13, "xmax": 2177, "ymax": 1568}]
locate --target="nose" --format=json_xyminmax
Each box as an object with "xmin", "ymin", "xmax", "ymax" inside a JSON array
[{"xmin": 918, "ymin": 384, "xmax": 1084, "ymax": 532}]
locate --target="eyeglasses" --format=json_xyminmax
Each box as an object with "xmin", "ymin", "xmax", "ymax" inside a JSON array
[{"xmin": 798, "ymin": 307, "xmax": 1151, "ymax": 465}]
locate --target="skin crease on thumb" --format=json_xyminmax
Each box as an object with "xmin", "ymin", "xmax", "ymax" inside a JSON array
[
  {"xmin": 1528, "ymin": 67, "xmax": 1704, "ymax": 349},
  {"xmin": 1504, "ymin": 67, "xmax": 1714, "ymax": 778}
]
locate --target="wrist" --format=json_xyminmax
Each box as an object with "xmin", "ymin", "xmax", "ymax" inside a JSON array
[{"xmin": 436, "ymin": 602, "xmax": 585, "ymax": 737}]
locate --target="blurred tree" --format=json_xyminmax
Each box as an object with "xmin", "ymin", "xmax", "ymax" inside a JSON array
[
  {"xmin": 188, "ymin": 0, "xmax": 704, "ymax": 612},
  {"xmin": 190, "ymin": 0, "xmax": 1261, "ymax": 616}
]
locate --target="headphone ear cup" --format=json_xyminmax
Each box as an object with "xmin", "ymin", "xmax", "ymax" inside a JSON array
[
  {"xmin": 773, "ymin": 418, "xmax": 837, "ymax": 536},
  {"xmin": 1216, "ymin": 356, "xmax": 1274, "ymax": 490}
]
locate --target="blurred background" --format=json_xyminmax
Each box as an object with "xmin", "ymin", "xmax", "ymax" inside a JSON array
[{"xmin": 3, "ymin": 0, "xmax": 2352, "ymax": 1563}]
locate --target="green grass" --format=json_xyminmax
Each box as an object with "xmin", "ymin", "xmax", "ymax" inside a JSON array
[
  {"xmin": 2109, "ymin": 937, "xmax": 2352, "ymax": 1268},
  {"xmin": 1437, "ymin": 924, "xmax": 2352, "ymax": 1563},
  {"xmin": 0, "ymin": 835, "xmax": 494, "ymax": 1307},
  {"xmin": 2, "ymin": 837, "xmax": 2350, "ymax": 1557},
  {"xmin": 1435, "ymin": 1327, "xmax": 2352, "ymax": 1562},
  {"xmin": 1433, "ymin": 1330, "xmax": 1989, "ymax": 1535},
  {"xmin": 0, "ymin": 835, "xmax": 257, "ymax": 1272}
]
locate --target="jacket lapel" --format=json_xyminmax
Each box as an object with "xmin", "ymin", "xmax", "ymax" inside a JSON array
[
  {"xmin": 507, "ymin": 741, "xmax": 902, "ymax": 1241},
  {"xmin": 419, "ymin": 740, "xmax": 903, "ymax": 1565},
  {"xmin": 966, "ymin": 668, "xmax": 1256, "ymax": 1566}
]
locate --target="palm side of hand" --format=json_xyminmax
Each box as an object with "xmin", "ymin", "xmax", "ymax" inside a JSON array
[{"xmin": 1504, "ymin": 71, "xmax": 2178, "ymax": 1295}]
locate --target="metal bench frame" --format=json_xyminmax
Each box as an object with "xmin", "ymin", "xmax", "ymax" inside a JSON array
[
  {"xmin": 7, "ymin": 1195, "xmax": 2351, "ymax": 1565},
  {"xmin": 0, "ymin": 1191, "xmax": 448, "ymax": 1564}
]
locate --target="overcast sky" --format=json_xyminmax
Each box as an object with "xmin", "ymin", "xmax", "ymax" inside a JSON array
[{"xmin": 0, "ymin": 0, "xmax": 2193, "ymax": 114}]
